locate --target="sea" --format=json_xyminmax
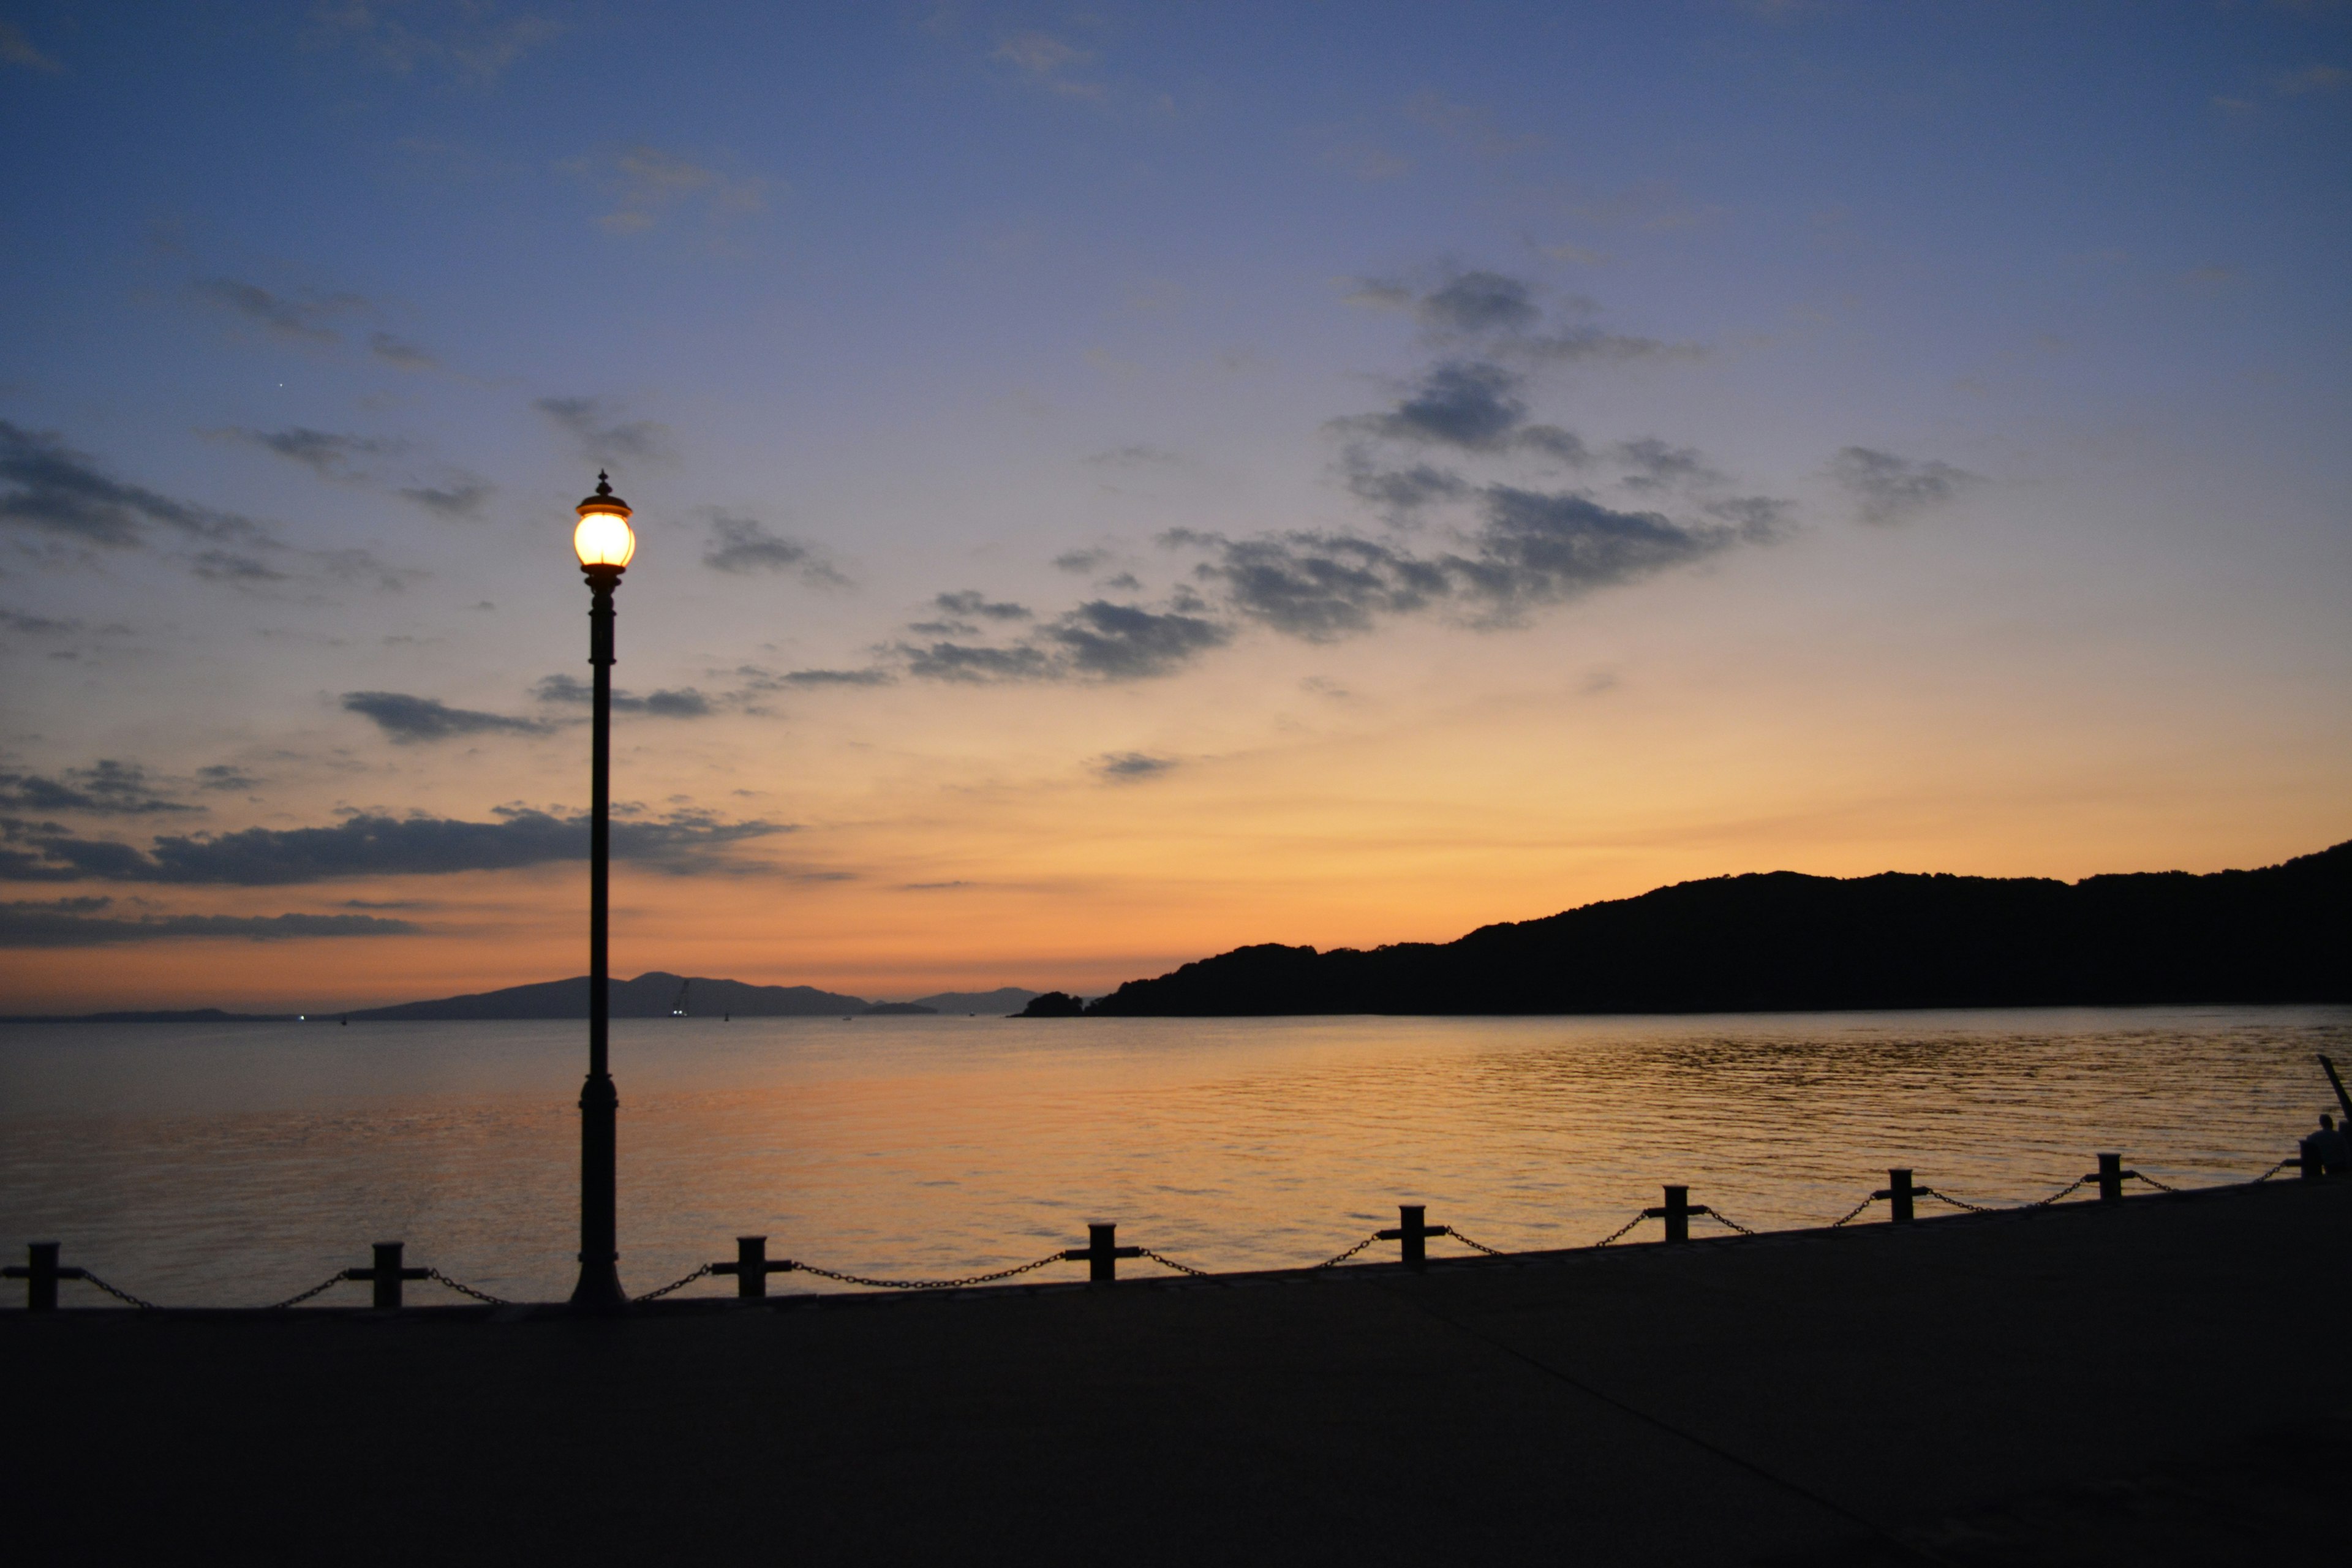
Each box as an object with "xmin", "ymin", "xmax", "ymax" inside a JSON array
[{"xmin": 1, "ymin": 1005, "xmax": 2345, "ymax": 1308}]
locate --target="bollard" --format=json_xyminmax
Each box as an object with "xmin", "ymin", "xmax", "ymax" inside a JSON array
[
  {"xmin": 342, "ymin": 1242, "xmax": 431, "ymax": 1310},
  {"xmin": 1657, "ymin": 1186, "xmax": 1692, "ymax": 1244},
  {"xmin": 4, "ymin": 1242, "xmax": 87, "ymax": 1312},
  {"xmin": 2096, "ymin": 1153, "xmax": 2124, "ymax": 1205},
  {"xmin": 1375, "ymin": 1205, "xmax": 1452, "ymax": 1270},
  {"xmin": 710, "ymin": 1236, "xmax": 797, "ymax": 1299},
  {"xmin": 1061, "ymin": 1222, "xmax": 1140, "ymax": 1284},
  {"xmin": 1883, "ymin": 1169, "xmax": 1916, "ymax": 1226}
]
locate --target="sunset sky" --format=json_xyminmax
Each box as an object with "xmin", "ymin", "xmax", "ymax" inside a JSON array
[{"xmin": 2, "ymin": 1, "xmax": 2346, "ymax": 1012}]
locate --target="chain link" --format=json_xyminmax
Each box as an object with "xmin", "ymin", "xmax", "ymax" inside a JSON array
[
  {"xmin": 423, "ymin": 1268, "xmax": 510, "ymax": 1306},
  {"xmin": 1593, "ymin": 1212, "xmax": 1649, "ymax": 1249},
  {"xmin": 2124, "ymin": 1170, "xmax": 2179, "ymax": 1193},
  {"xmin": 1913, "ymin": 1186, "xmax": 1993, "ymax": 1213},
  {"xmin": 1697, "ymin": 1208, "xmax": 1756, "ymax": 1237},
  {"xmin": 631, "ymin": 1262, "xmax": 714, "ymax": 1302},
  {"xmin": 263, "ymin": 1273, "xmax": 351, "ymax": 1310},
  {"xmin": 1828, "ymin": 1194, "xmax": 1882, "ymax": 1227},
  {"xmin": 1312, "ymin": 1234, "xmax": 1381, "ymax": 1269},
  {"xmin": 74, "ymin": 1270, "xmax": 158, "ymax": 1310},
  {"xmin": 790, "ymin": 1252, "xmax": 1068, "ymax": 1291},
  {"xmin": 1136, "ymin": 1248, "xmax": 1212, "ymax": 1278},
  {"xmin": 1444, "ymin": 1229, "xmax": 1507, "ymax": 1257},
  {"xmin": 2253, "ymin": 1158, "xmax": 2294, "ymax": 1183}
]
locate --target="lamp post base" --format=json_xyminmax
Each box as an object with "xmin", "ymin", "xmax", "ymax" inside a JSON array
[{"xmin": 570, "ymin": 1069, "xmax": 625, "ymax": 1313}]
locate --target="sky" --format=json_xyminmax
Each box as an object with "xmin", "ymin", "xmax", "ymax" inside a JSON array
[{"xmin": 1, "ymin": 1, "xmax": 2346, "ymax": 1012}]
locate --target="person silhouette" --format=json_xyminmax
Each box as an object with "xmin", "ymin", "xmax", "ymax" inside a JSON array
[{"xmin": 2302, "ymin": 1114, "xmax": 2350, "ymax": 1175}]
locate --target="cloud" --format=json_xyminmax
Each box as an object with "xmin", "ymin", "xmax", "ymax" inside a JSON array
[
  {"xmin": 1043, "ymin": 600, "xmax": 1230, "ymax": 679},
  {"xmin": 0, "ymin": 897, "xmax": 421, "ymax": 947},
  {"xmin": 307, "ymin": 1, "xmax": 562, "ymax": 84},
  {"xmin": 396, "ymin": 477, "xmax": 492, "ymax": 518},
  {"xmin": 1346, "ymin": 266, "xmax": 1698, "ymax": 364},
  {"xmin": 197, "ymin": 766, "xmax": 260, "ymax": 793},
  {"xmin": 1177, "ymin": 483, "xmax": 1775, "ymax": 641},
  {"xmin": 0, "ymin": 608, "xmax": 81, "ymax": 635},
  {"xmin": 215, "ymin": 426, "xmax": 402, "ymax": 480},
  {"xmin": 191, "ymin": 278, "xmax": 368, "ymax": 344},
  {"xmin": 1341, "ymin": 461, "xmax": 1472, "ymax": 519},
  {"xmin": 0, "ymin": 762, "xmax": 198, "ymax": 817},
  {"xmin": 535, "ymin": 396, "xmax": 676, "ymax": 466},
  {"xmin": 1337, "ymin": 361, "xmax": 1586, "ymax": 462},
  {"xmin": 571, "ymin": 146, "xmax": 767, "ymax": 236},
  {"xmin": 341, "ymin": 692, "xmax": 551, "ymax": 743},
  {"xmin": 763, "ymin": 666, "xmax": 895, "ymax": 688},
  {"xmin": 1828, "ymin": 447, "xmax": 1983, "ymax": 526},
  {"xmin": 0, "ymin": 20, "xmax": 62, "ymax": 72},
  {"xmin": 2277, "ymin": 64, "xmax": 2349, "ymax": 95},
  {"xmin": 934, "ymin": 590, "xmax": 1031, "ymax": 622},
  {"xmin": 368, "ymin": 332, "xmax": 438, "ymax": 369},
  {"xmin": 0, "ymin": 807, "xmax": 791, "ymax": 885},
  {"xmin": 899, "ymin": 641, "xmax": 1053, "ymax": 682},
  {"xmin": 533, "ymin": 673, "xmax": 714, "ymax": 717},
  {"xmin": 1, "ymin": 420, "xmax": 272, "ymax": 549},
  {"xmin": 1085, "ymin": 445, "xmax": 1191, "ymax": 470},
  {"xmin": 1403, "ymin": 91, "xmax": 1539, "ymax": 156},
  {"xmin": 1054, "ymin": 548, "xmax": 1115, "ymax": 574},
  {"xmin": 990, "ymin": 31, "xmax": 1105, "ymax": 99},
  {"xmin": 700, "ymin": 512, "xmax": 845, "ymax": 584},
  {"xmin": 1098, "ymin": 752, "xmax": 1176, "ymax": 780},
  {"xmin": 1613, "ymin": 437, "xmax": 1722, "ymax": 492}
]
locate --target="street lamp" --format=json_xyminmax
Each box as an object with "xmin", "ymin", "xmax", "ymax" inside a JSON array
[{"xmin": 571, "ymin": 470, "xmax": 634, "ymax": 1311}]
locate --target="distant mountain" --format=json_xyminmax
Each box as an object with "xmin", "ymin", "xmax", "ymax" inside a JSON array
[
  {"xmin": 1087, "ymin": 841, "xmax": 2352, "ymax": 1017},
  {"xmin": 0, "ymin": 1008, "xmax": 299, "ymax": 1023},
  {"xmin": 345, "ymin": 971, "xmax": 868, "ymax": 1021},
  {"xmin": 906, "ymin": 987, "xmax": 1042, "ymax": 1016},
  {"xmin": 862, "ymin": 1002, "xmax": 938, "ymax": 1015}
]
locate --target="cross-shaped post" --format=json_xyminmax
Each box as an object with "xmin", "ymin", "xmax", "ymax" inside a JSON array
[
  {"xmin": 1875, "ymin": 1168, "xmax": 1917, "ymax": 1225},
  {"xmin": 5, "ymin": 1242, "xmax": 87, "ymax": 1312},
  {"xmin": 1376, "ymin": 1204, "xmax": 1451, "ymax": 1269},
  {"xmin": 1061, "ymin": 1222, "xmax": 1141, "ymax": 1284},
  {"xmin": 343, "ymin": 1242, "xmax": 431, "ymax": 1310},
  {"xmin": 710, "ymin": 1235, "xmax": 799, "ymax": 1298},
  {"xmin": 1643, "ymin": 1185, "xmax": 1714, "ymax": 1244},
  {"xmin": 2094, "ymin": 1152, "xmax": 2124, "ymax": 1205}
]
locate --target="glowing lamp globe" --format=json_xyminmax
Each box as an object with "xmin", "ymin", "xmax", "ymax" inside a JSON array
[{"xmin": 573, "ymin": 472, "xmax": 636, "ymax": 570}]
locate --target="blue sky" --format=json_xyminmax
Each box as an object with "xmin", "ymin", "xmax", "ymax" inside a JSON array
[{"xmin": 2, "ymin": 1, "xmax": 2346, "ymax": 1008}]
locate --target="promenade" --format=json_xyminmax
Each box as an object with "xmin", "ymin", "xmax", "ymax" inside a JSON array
[{"xmin": 7, "ymin": 1177, "xmax": 2346, "ymax": 1564}]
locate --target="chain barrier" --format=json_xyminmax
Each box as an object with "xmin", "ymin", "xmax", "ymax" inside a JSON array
[
  {"xmin": 2253, "ymin": 1158, "xmax": 2294, "ymax": 1183},
  {"xmin": 1828, "ymin": 1194, "xmax": 1882, "ymax": 1227},
  {"xmin": 1444, "ymin": 1230, "xmax": 1507, "ymax": 1257},
  {"xmin": 1136, "ymin": 1248, "xmax": 1212, "ymax": 1278},
  {"xmin": 1698, "ymin": 1209, "xmax": 1757, "ymax": 1237},
  {"xmin": 632, "ymin": 1263, "xmax": 712, "ymax": 1302},
  {"xmin": 2124, "ymin": 1170, "xmax": 2179, "ymax": 1194},
  {"xmin": 75, "ymin": 1271, "xmax": 159, "ymax": 1310},
  {"xmin": 424, "ymin": 1268, "xmax": 510, "ymax": 1306},
  {"xmin": 263, "ymin": 1273, "xmax": 350, "ymax": 1310},
  {"xmin": 1913, "ymin": 1186, "xmax": 1994, "ymax": 1215},
  {"xmin": 1312, "ymin": 1234, "xmax": 1381, "ymax": 1269},
  {"xmin": 1593, "ymin": 1212, "xmax": 1649, "ymax": 1249},
  {"xmin": 2024, "ymin": 1175, "xmax": 2090, "ymax": 1209},
  {"xmin": 790, "ymin": 1253, "xmax": 1067, "ymax": 1292}
]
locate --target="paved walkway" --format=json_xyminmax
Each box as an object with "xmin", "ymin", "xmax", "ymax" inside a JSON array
[{"xmin": 7, "ymin": 1179, "xmax": 2346, "ymax": 1564}]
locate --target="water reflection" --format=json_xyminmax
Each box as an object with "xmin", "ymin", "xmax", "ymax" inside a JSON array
[{"xmin": 0, "ymin": 1006, "xmax": 2342, "ymax": 1306}]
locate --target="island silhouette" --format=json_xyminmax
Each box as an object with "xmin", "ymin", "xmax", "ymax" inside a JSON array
[{"xmin": 1039, "ymin": 839, "xmax": 2351, "ymax": 1016}]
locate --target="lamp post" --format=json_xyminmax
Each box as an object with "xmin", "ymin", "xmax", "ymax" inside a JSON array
[{"xmin": 571, "ymin": 471, "xmax": 635, "ymax": 1312}]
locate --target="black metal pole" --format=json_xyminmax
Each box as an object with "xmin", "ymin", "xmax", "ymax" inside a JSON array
[{"xmin": 571, "ymin": 565, "xmax": 627, "ymax": 1311}]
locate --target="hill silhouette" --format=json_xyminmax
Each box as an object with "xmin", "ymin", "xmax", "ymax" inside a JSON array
[
  {"xmin": 1087, "ymin": 841, "xmax": 2352, "ymax": 1016},
  {"xmin": 347, "ymin": 972, "xmax": 867, "ymax": 1020}
]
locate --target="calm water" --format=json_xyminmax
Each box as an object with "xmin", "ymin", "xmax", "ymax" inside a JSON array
[{"xmin": 1, "ymin": 1007, "xmax": 2345, "ymax": 1307}]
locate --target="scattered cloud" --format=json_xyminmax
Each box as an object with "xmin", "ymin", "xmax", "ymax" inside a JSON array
[
  {"xmin": 1828, "ymin": 447, "xmax": 1983, "ymax": 526},
  {"xmin": 992, "ymin": 31, "xmax": 1104, "ymax": 99},
  {"xmin": 1054, "ymin": 548, "xmax": 1115, "ymax": 574},
  {"xmin": 533, "ymin": 673, "xmax": 714, "ymax": 717},
  {"xmin": 1044, "ymin": 600, "xmax": 1229, "ymax": 679},
  {"xmin": 570, "ymin": 145, "xmax": 768, "ymax": 236},
  {"xmin": 1335, "ymin": 360, "xmax": 1586, "ymax": 461},
  {"xmin": 1, "ymin": 420, "xmax": 274, "ymax": 551},
  {"xmin": 1, "ymin": 608, "xmax": 83, "ymax": 635},
  {"xmin": 1403, "ymin": 91, "xmax": 1539, "ymax": 156},
  {"xmin": 2277, "ymin": 64, "xmax": 2349, "ymax": 95},
  {"xmin": 761, "ymin": 666, "xmax": 895, "ymax": 688},
  {"xmin": 0, "ymin": 20, "xmax": 62, "ymax": 72},
  {"xmin": 934, "ymin": 590, "xmax": 1031, "ymax": 622},
  {"xmin": 1342, "ymin": 266, "xmax": 1699, "ymax": 364},
  {"xmin": 197, "ymin": 765, "xmax": 260, "ymax": 793},
  {"xmin": 0, "ymin": 897, "xmax": 422, "ymax": 947},
  {"xmin": 700, "ymin": 511, "xmax": 845, "ymax": 584},
  {"xmin": 534, "ymin": 396, "xmax": 676, "ymax": 466},
  {"xmin": 341, "ymin": 691, "xmax": 551, "ymax": 743},
  {"xmin": 213, "ymin": 426, "xmax": 404, "ymax": 480},
  {"xmin": 396, "ymin": 476, "xmax": 492, "ymax": 518},
  {"xmin": 1098, "ymin": 752, "xmax": 1176, "ymax": 780},
  {"xmin": 307, "ymin": 1, "xmax": 564, "ymax": 85},
  {"xmin": 0, "ymin": 806, "xmax": 790, "ymax": 884},
  {"xmin": 368, "ymin": 332, "xmax": 438, "ymax": 370},
  {"xmin": 0, "ymin": 762, "xmax": 198, "ymax": 816},
  {"xmin": 191, "ymin": 278, "xmax": 369, "ymax": 345},
  {"xmin": 899, "ymin": 641, "xmax": 1054, "ymax": 682}
]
